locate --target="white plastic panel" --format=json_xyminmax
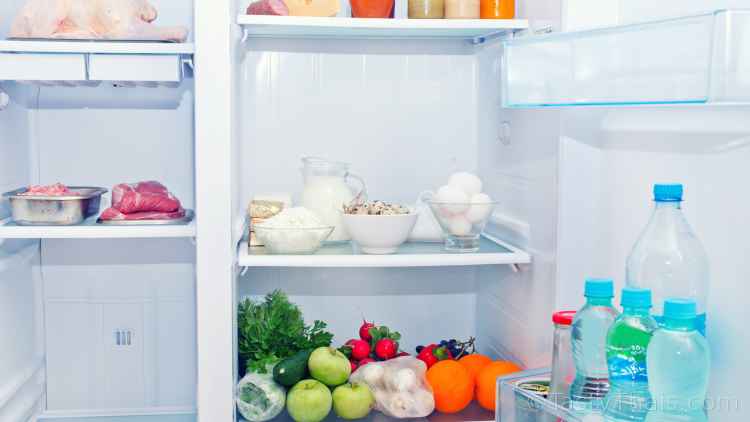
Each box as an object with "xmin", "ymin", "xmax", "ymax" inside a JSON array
[
  {"xmin": 0, "ymin": 53, "xmax": 86, "ymax": 81},
  {"xmin": 42, "ymin": 239, "xmax": 196, "ymax": 413},
  {"xmin": 89, "ymin": 55, "xmax": 183, "ymax": 83},
  {"xmin": 503, "ymin": 10, "xmax": 750, "ymax": 107}
]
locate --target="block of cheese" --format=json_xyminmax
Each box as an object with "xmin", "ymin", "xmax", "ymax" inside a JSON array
[{"xmin": 283, "ymin": 0, "xmax": 340, "ymax": 17}]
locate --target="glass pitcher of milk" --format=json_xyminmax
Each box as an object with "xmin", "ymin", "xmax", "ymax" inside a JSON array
[{"xmin": 300, "ymin": 157, "xmax": 366, "ymax": 242}]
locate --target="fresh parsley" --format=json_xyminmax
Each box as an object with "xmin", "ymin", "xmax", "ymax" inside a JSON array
[{"xmin": 238, "ymin": 290, "xmax": 333, "ymax": 374}]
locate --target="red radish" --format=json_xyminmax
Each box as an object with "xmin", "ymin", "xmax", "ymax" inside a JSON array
[
  {"xmin": 417, "ymin": 344, "xmax": 439, "ymax": 368},
  {"xmin": 349, "ymin": 360, "xmax": 358, "ymax": 372},
  {"xmin": 375, "ymin": 338, "xmax": 397, "ymax": 360},
  {"xmin": 359, "ymin": 320, "xmax": 376, "ymax": 341},
  {"xmin": 358, "ymin": 358, "xmax": 375, "ymax": 368},
  {"xmin": 347, "ymin": 339, "xmax": 371, "ymax": 360}
]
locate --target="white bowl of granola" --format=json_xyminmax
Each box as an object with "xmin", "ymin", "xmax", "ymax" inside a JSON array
[{"xmin": 342, "ymin": 201, "xmax": 417, "ymax": 255}]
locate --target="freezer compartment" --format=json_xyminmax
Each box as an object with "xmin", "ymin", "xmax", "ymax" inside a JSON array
[{"xmin": 502, "ymin": 9, "xmax": 750, "ymax": 107}]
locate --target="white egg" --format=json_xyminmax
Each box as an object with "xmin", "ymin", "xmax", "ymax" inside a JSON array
[
  {"xmin": 448, "ymin": 172, "xmax": 483, "ymax": 196},
  {"xmin": 435, "ymin": 185, "xmax": 469, "ymax": 215},
  {"xmin": 449, "ymin": 215, "xmax": 473, "ymax": 236},
  {"xmin": 465, "ymin": 193, "xmax": 494, "ymax": 223}
]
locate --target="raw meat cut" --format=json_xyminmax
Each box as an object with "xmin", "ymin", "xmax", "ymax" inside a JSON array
[
  {"xmin": 247, "ymin": 0, "xmax": 289, "ymax": 16},
  {"xmin": 99, "ymin": 208, "xmax": 186, "ymax": 221},
  {"xmin": 111, "ymin": 181, "xmax": 181, "ymax": 214},
  {"xmin": 9, "ymin": 0, "xmax": 189, "ymax": 42},
  {"xmin": 99, "ymin": 181, "xmax": 185, "ymax": 221},
  {"xmin": 21, "ymin": 183, "xmax": 77, "ymax": 196}
]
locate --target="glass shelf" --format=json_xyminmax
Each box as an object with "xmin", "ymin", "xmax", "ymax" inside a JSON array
[
  {"xmin": 499, "ymin": 369, "xmax": 584, "ymax": 422},
  {"xmin": 502, "ymin": 9, "xmax": 750, "ymax": 108},
  {"xmin": 238, "ymin": 16, "xmax": 528, "ymax": 43},
  {"xmin": 238, "ymin": 234, "xmax": 530, "ymax": 268}
]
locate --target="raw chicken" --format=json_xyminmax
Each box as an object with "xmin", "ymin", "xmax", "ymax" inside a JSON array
[
  {"xmin": 247, "ymin": 0, "xmax": 289, "ymax": 16},
  {"xmin": 21, "ymin": 183, "xmax": 78, "ymax": 196},
  {"xmin": 9, "ymin": 0, "xmax": 189, "ymax": 42},
  {"xmin": 110, "ymin": 181, "xmax": 182, "ymax": 214}
]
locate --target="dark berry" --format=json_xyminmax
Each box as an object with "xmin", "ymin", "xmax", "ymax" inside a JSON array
[{"xmin": 416, "ymin": 345, "xmax": 424, "ymax": 353}]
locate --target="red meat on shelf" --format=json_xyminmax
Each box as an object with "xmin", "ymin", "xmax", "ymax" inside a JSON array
[{"xmin": 100, "ymin": 181, "xmax": 185, "ymax": 221}]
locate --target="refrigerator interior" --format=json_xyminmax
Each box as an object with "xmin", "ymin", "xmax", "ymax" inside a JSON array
[{"xmin": 0, "ymin": 0, "xmax": 198, "ymax": 420}]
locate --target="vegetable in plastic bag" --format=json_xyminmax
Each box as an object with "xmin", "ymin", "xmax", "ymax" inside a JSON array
[
  {"xmin": 236, "ymin": 365, "xmax": 287, "ymax": 422},
  {"xmin": 350, "ymin": 356, "xmax": 435, "ymax": 418}
]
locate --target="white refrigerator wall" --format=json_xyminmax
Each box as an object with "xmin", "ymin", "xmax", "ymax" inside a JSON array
[{"xmin": 0, "ymin": 87, "xmax": 43, "ymax": 422}]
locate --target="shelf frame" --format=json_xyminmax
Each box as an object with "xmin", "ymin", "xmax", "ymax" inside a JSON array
[
  {"xmin": 238, "ymin": 15, "xmax": 528, "ymax": 44},
  {"xmin": 238, "ymin": 233, "xmax": 530, "ymax": 268},
  {"xmin": 0, "ymin": 217, "xmax": 196, "ymax": 240}
]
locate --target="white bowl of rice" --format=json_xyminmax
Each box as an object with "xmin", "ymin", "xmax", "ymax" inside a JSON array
[{"xmin": 254, "ymin": 207, "xmax": 334, "ymax": 254}]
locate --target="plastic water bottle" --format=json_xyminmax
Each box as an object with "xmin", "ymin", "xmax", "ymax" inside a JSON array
[
  {"xmin": 603, "ymin": 288, "xmax": 658, "ymax": 421},
  {"xmin": 626, "ymin": 184, "xmax": 709, "ymax": 335},
  {"xmin": 570, "ymin": 279, "xmax": 620, "ymax": 413},
  {"xmin": 645, "ymin": 299, "xmax": 710, "ymax": 422}
]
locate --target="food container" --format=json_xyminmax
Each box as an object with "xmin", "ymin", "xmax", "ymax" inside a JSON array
[
  {"xmin": 3, "ymin": 187, "xmax": 107, "ymax": 226},
  {"xmin": 445, "ymin": 0, "xmax": 480, "ymax": 18},
  {"xmin": 350, "ymin": 0, "xmax": 395, "ymax": 17},
  {"xmin": 253, "ymin": 226, "xmax": 334, "ymax": 254},
  {"xmin": 409, "ymin": 0, "xmax": 444, "ymax": 18},
  {"xmin": 343, "ymin": 212, "xmax": 418, "ymax": 254},
  {"xmin": 426, "ymin": 199, "xmax": 498, "ymax": 252},
  {"xmin": 480, "ymin": 0, "xmax": 513, "ymax": 19}
]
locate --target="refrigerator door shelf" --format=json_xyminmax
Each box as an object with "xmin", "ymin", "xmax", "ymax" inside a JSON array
[{"xmin": 503, "ymin": 9, "xmax": 750, "ymax": 107}]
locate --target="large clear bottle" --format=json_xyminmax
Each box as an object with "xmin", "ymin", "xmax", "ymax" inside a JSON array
[
  {"xmin": 626, "ymin": 184, "xmax": 709, "ymax": 335},
  {"xmin": 570, "ymin": 279, "xmax": 620, "ymax": 414},
  {"xmin": 604, "ymin": 288, "xmax": 658, "ymax": 421},
  {"xmin": 645, "ymin": 299, "xmax": 710, "ymax": 422}
]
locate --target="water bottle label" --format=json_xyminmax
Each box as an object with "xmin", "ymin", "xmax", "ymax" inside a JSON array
[{"xmin": 607, "ymin": 349, "xmax": 648, "ymax": 382}]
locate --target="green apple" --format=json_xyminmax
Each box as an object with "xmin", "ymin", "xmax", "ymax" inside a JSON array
[
  {"xmin": 333, "ymin": 382, "xmax": 375, "ymax": 420},
  {"xmin": 308, "ymin": 346, "xmax": 351, "ymax": 387},
  {"xmin": 287, "ymin": 379, "xmax": 332, "ymax": 422}
]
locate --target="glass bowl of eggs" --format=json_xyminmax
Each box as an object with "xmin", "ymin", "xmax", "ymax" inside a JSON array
[{"xmin": 426, "ymin": 172, "xmax": 497, "ymax": 252}]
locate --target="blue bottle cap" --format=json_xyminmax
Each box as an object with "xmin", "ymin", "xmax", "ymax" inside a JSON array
[
  {"xmin": 663, "ymin": 298, "xmax": 697, "ymax": 320},
  {"xmin": 621, "ymin": 287, "xmax": 652, "ymax": 308},
  {"xmin": 584, "ymin": 278, "xmax": 614, "ymax": 298},
  {"xmin": 654, "ymin": 184, "xmax": 683, "ymax": 202}
]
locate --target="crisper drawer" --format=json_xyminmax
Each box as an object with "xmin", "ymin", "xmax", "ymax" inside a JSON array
[
  {"xmin": 88, "ymin": 54, "xmax": 183, "ymax": 83},
  {"xmin": 0, "ymin": 53, "xmax": 86, "ymax": 81}
]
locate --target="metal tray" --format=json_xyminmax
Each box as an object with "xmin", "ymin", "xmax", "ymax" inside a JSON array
[
  {"xmin": 3, "ymin": 186, "xmax": 107, "ymax": 226},
  {"xmin": 97, "ymin": 209, "xmax": 194, "ymax": 226}
]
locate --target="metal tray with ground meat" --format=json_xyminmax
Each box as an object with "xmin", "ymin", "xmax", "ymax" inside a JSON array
[{"xmin": 3, "ymin": 186, "xmax": 107, "ymax": 226}]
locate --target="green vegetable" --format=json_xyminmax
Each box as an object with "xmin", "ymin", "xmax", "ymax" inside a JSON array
[
  {"xmin": 238, "ymin": 290, "xmax": 333, "ymax": 374},
  {"xmin": 274, "ymin": 349, "xmax": 312, "ymax": 387},
  {"xmin": 236, "ymin": 369, "xmax": 286, "ymax": 422}
]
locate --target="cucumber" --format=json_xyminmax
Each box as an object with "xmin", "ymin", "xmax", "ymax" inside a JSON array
[{"xmin": 273, "ymin": 349, "xmax": 312, "ymax": 387}]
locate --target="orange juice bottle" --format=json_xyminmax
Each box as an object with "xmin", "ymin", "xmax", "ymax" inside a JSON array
[{"xmin": 480, "ymin": 0, "xmax": 514, "ymax": 19}]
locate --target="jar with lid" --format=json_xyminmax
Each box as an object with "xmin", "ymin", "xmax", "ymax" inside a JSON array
[
  {"xmin": 444, "ymin": 0, "xmax": 479, "ymax": 18},
  {"xmin": 480, "ymin": 0, "xmax": 514, "ymax": 19},
  {"xmin": 550, "ymin": 311, "xmax": 576, "ymax": 408},
  {"xmin": 408, "ymin": 0, "xmax": 444, "ymax": 18}
]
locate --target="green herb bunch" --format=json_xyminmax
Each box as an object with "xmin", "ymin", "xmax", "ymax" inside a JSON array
[{"xmin": 238, "ymin": 290, "xmax": 333, "ymax": 374}]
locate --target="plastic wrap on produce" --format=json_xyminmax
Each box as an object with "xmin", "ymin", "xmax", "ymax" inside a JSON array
[{"xmin": 350, "ymin": 356, "xmax": 435, "ymax": 418}]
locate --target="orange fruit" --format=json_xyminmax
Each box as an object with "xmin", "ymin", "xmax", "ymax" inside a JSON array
[
  {"xmin": 458, "ymin": 354, "xmax": 492, "ymax": 381},
  {"xmin": 476, "ymin": 361, "xmax": 522, "ymax": 411},
  {"xmin": 426, "ymin": 360, "xmax": 475, "ymax": 413}
]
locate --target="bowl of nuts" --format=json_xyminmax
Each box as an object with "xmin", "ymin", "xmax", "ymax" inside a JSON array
[{"xmin": 342, "ymin": 200, "xmax": 417, "ymax": 254}]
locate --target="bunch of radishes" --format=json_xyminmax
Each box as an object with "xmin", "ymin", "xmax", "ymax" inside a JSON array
[{"xmin": 340, "ymin": 320, "xmax": 408, "ymax": 372}]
